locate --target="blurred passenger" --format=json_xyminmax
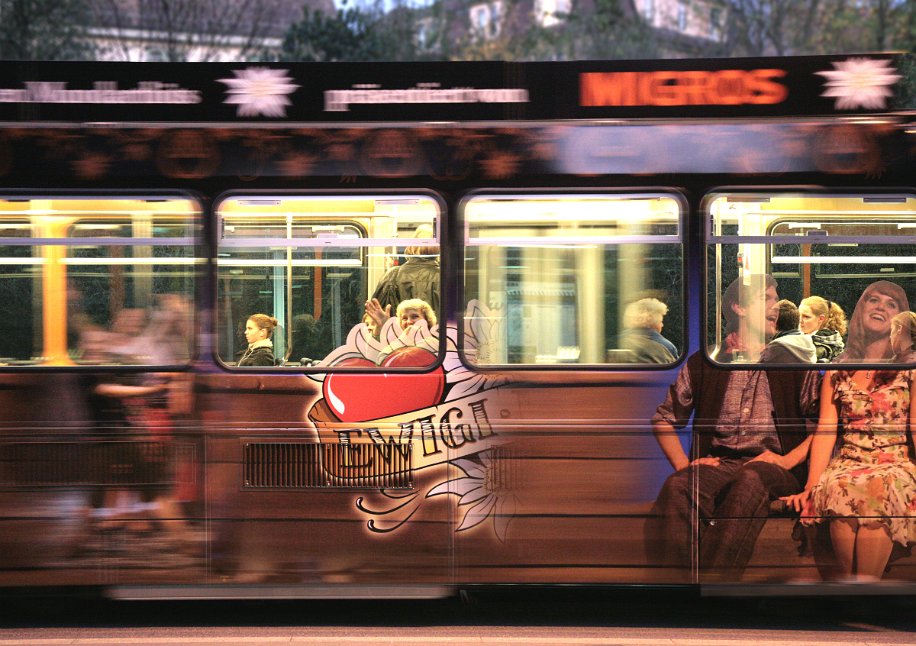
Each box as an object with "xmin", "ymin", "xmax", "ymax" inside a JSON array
[
  {"xmin": 760, "ymin": 299, "xmax": 815, "ymax": 363},
  {"xmin": 618, "ymin": 297, "xmax": 677, "ymax": 363},
  {"xmin": 237, "ymin": 314, "xmax": 277, "ymax": 366},
  {"xmin": 799, "ymin": 295, "xmax": 847, "ymax": 363}
]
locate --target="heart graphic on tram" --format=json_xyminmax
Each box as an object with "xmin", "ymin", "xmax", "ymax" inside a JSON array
[{"xmin": 322, "ymin": 347, "xmax": 445, "ymax": 423}]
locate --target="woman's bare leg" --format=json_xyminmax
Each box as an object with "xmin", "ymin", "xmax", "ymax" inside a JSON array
[
  {"xmin": 853, "ymin": 523, "xmax": 893, "ymax": 581},
  {"xmin": 829, "ymin": 518, "xmax": 857, "ymax": 578}
]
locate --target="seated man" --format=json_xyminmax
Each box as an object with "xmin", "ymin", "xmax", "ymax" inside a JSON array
[{"xmin": 644, "ymin": 274, "xmax": 821, "ymax": 581}]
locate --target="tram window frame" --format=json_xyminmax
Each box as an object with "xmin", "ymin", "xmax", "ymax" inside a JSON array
[
  {"xmin": 705, "ymin": 191, "xmax": 916, "ymax": 368},
  {"xmin": 214, "ymin": 193, "xmax": 443, "ymax": 371},
  {"xmin": 459, "ymin": 190, "xmax": 686, "ymax": 370},
  {"xmin": 0, "ymin": 194, "xmax": 202, "ymax": 369}
]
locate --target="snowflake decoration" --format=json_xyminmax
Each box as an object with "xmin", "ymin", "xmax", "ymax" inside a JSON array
[
  {"xmin": 218, "ymin": 68, "xmax": 299, "ymax": 118},
  {"xmin": 427, "ymin": 451, "xmax": 518, "ymax": 542},
  {"xmin": 817, "ymin": 58, "xmax": 900, "ymax": 111}
]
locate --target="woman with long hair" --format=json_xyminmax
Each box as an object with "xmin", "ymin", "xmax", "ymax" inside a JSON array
[
  {"xmin": 783, "ymin": 281, "xmax": 915, "ymax": 581},
  {"xmin": 798, "ymin": 295, "xmax": 847, "ymax": 363}
]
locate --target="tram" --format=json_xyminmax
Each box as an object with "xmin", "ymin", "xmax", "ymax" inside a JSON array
[{"xmin": 0, "ymin": 53, "xmax": 914, "ymax": 598}]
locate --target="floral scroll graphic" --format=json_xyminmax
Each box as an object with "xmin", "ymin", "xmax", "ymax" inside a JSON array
[{"xmin": 307, "ymin": 301, "xmax": 516, "ymax": 541}]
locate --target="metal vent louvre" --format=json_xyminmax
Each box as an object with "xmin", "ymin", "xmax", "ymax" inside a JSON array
[
  {"xmin": 243, "ymin": 442, "xmax": 412, "ymax": 489},
  {"xmin": 243, "ymin": 442, "xmax": 324, "ymax": 488},
  {"xmin": 0, "ymin": 441, "xmax": 194, "ymax": 487}
]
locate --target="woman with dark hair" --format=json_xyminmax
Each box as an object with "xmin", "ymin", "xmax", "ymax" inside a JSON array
[{"xmin": 783, "ymin": 281, "xmax": 916, "ymax": 581}]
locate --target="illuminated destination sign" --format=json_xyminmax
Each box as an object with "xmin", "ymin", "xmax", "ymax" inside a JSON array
[
  {"xmin": 0, "ymin": 55, "xmax": 898, "ymax": 122},
  {"xmin": 0, "ymin": 81, "xmax": 201, "ymax": 105},
  {"xmin": 580, "ymin": 69, "xmax": 789, "ymax": 107},
  {"xmin": 324, "ymin": 82, "xmax": 529, "ymax": 112}
]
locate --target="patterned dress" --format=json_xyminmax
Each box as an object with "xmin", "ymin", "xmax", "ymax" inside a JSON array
[{"xmin": 806, "ymin": 370, "xmax": 916, "ymax": 546}]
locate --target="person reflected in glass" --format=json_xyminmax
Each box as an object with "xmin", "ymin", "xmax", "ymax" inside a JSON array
[
  {"xmin": 237, "ymin": 314, "xmax": 277, "ymax": 366},
  {"xmin": 890, "ymin": 311, "xmax": 916, "ymax": 363},
  {"xmin": 834, "ymin": 280, "xmax": 906, "ymax": 363},
  {"xmin": 799, "ymin": 296, "xmax": 847, "ymax": 363},
  {"xmin": 618, "ymin": 297, "xmax": 677, "ymax": 363},
  {"xmin": 646, "ymin": 273, "xmax": 821, "ymax": 581},
  {"xmin": 782, "ymin": 281, "xmax": 915, "ymax": 582},
  {"xmin": 760, "ymin": 299, "xmax": 816, "ymax": 363},
  {"xmin": 718, "ymin": 272, "xmax": 780, "ymax": 363}
]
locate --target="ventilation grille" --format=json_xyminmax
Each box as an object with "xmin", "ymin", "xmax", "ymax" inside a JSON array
[
  {"xmin": 243, "ymin": 442, "xmax": 412, "ymax": 490},
  {"xmin": 0, "ymin": 441, "xmax": 195, "ymax": 487}
]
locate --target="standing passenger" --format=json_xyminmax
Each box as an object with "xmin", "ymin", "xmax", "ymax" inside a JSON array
[
  {"xmin": 645, "ymin": 274, "xmax": 821, "ymax": 581},
  {"xmin": 371, "ymin": 224, "xmax": 440, "ymax": 317}
]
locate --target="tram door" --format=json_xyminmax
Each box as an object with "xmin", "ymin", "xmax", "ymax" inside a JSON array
[
  {"xmin": 0, "ymin": 196, "xmax": 203, "ymax": 585},
  {"xmin": 703, "ymin": 192, "xmax": 916, "ymax": 583},
  {"xmin": 457, "ymin": 193, "xmax": 686, "ymax": 584},
  {"xmin": 206, "ymin": 194, "xmax": 452, "ymax": 587}
]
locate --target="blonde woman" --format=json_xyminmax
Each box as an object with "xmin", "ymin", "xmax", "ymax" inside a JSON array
[
  {"xmin": 891, "ymin": 311, "xmax": 916, "ymax": 362},
  {"xmin": 365, "ymin": 297, "xmax": 437, "ymax": 333},
  {"xmin": 798, "ymin": 295, "xmax": 847, "ymax": 363}
]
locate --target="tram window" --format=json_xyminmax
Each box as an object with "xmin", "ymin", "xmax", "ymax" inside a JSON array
[
  {"xmin": 0, "ymin": 197, "xmax": 201, "ymax": 367},
  {"xmin": 216, "ymin": 195, "xmax": 440, "ymax": 368},
  {"xmin": 706, "ymin": 193, "xmax": 916, "ymax": 366},
  {"xmin": 462, "ymin": 193, "xmax": 684, "ymax": 367}
]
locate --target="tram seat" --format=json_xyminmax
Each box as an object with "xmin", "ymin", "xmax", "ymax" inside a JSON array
[{"xmin": 744, "ymin": 500, "xmax": 916, "ymax": 582}]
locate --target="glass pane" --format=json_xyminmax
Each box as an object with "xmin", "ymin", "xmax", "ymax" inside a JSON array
[
  {"xmin": 706, "ymin": 194, "xmax": 916, "ymax": 365},
  {"xmin": 217, "ymin": 195, "xmax": 440, "ymax": 368},
  {"xmin": 463, "ymin": 194, "xmax": 683, "ymax": 367},
  {"xmin": 0, "ymin": 197, "xmax": 201, "ymax": 367},
  {"xmin": 0, "ymin": 242, "xmax": 40, "ymax": 365}
]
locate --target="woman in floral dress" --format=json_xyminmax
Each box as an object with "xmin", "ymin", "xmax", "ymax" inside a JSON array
[{"xmin": 783, "ymin": 281, "xmax": 916, "ymax": 581}]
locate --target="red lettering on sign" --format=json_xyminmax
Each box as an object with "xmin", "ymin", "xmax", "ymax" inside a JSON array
[{"xmin": 579, "ymin": 69, "xmax": 788, "ymax": 107}]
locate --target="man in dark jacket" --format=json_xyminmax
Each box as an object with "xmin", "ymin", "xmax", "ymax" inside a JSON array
[
  {"xmin": 645, "ymin": 275, "xmax": 821, "ymax": 581},
  {"xmin": 370, "ymin": 224, "xmax": 440, "ymax": 317}
]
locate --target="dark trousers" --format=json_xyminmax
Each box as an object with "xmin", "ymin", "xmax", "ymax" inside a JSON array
[{"xmin": 645, "ymin": 457, "xmax": 800, "ymax": 581}]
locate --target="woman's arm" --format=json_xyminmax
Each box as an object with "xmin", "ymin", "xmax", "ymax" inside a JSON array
[
  {"xmin": 782, "ymin": 371, "xmax": 840, "ymax": 511},
  {"xmin": 909, "ymin": 370, "xmax": 916, "ymax": 455}
]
